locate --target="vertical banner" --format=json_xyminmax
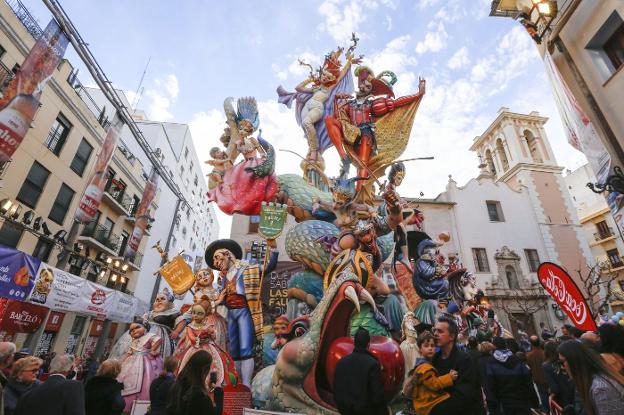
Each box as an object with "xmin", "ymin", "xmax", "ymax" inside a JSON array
[
  {"xmin": 542, "ymin": 55, "xmax": 622, "ymax": 226},
  {"xmin": 0, "ymin": 19, "xmax": 69, "ymax": 161},
  {"xmin": 124, "ymin": 168, "xmax": 159, "ymax": 260},
  {"xmin": 537, "ymin": 262, "xmax": 597, "ymax": 332},
  {"xmin": 0, "ymin": 245, "xmax": 40, "ymax": 300},
  {"xmin": 75, "ymin": 121, "xmax": 122, "ymax": 223}
]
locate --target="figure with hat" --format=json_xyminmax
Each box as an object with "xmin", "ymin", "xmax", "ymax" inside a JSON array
[
  {"xmin": 207, "ymin": 238, "xmax": 278, "ymax": 386},
  {"xmin": 324, "ymin": 65, "xmax": 426, "ymax": 187}
]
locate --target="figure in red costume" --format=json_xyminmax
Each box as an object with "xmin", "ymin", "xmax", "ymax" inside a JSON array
[{"xmin": 325, "ymin": 66, "xmax": 426, "ymax": 185}]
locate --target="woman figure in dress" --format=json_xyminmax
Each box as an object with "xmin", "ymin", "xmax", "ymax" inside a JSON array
[
  {"xmin": 172, "ymin": 303, "xmax": 237, "ymax": 388},
  {"xmin": 145, "ymin": 288, "xmax": 181, "ymax": 358},
  {"xmin": 117, "ymin": 318, "xmax": 163, "ymax": 413}
]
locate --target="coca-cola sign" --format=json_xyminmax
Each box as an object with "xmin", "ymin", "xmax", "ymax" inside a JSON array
[{"xmin": 537, "ymin": 262, "xmax": 597, "ymax": 332}]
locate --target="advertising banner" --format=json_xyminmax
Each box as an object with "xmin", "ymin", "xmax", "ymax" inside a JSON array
[
  {"xmin": 77, "ymin": 281, "xmax": 116, "ymax": 319},
  {"xmin": 260, "ymin": 261, "xmax": 302, "ymax": 324},
  {"xmin": 107, "ymin": 290, "xmax": 137, "ymax": 323},
  {"xmin": 125, "ymin": 168, "xmax": 159, "ymax": 260},
  {"xmin": 44, "ymin": 311, "xmax": 65, "ymax": 332},
  {"xmin": 0, "ymin": 244, "xmax": 40, "ymax": 300},
  {"xmin": 537, "ymin": 262, "xmax": 597, "ymax": 332},
  {"xmin": 75, "ymin": 121, "xmax": 122, "ymax": 223},
  {"xmin": 258, "ymin": 203, "xmax": 287, "ymax": 239},
  {"xmin": 29, "ymin": 265, "xmax": 84, "ymax": 312},
  {"xmin": 158, "ymin": 255, "xmax": 195, "ymax": 296},
  {"xmin": 0, "ymin": 298, "xmax": 48, "ymax": 333},
  {"xmin": 0, "ymin": 19, "xmax": 69, "ymax": 161}
]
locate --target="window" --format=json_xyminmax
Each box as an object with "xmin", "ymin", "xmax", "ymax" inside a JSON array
[
  {"xmin": 248, "ymin": 215, "xmax": 260, "ymax": 233},
  {"xmin": 0, "ymin": 221, "xmax": 23, "ymax": 248},
  {"xmin": 44, "ymin": 113, "xmax": 72, "ymax": 155},
  {"xmin": 472, "ymin": 248, "xmax": 490, "ymax": 273},
  {"xmin": 595, "ymin": 220, "xmax": 613, "ymax": 240},
  {"xmin": 48, "ymin": 183, "xmax": 75, "ymax": 225},
  {"xmin": 82, "ymin": 210, "xmax": 101, "ymax": 236},
  {"xmin": 486, "ymin": 201, "xmax": 504, "ymax": 222},
  {"xmin": 0, "ymin": 160, "xmax": 11, "ymax": 179},
  {"xmin": 131, "ymin": 195, "xmax": 140, "ymax": 216},
  {"xmin": 586, "ymin": 12, "xmax": 624, "ymax": 77},
  {"xmin": 505, "ymin": 265, "xmax": 520, "ymax": 290},
  {"xmin": 70, "ymin": 138, "xmax": 93, "ymax": 176},
  {"xmin": 604, "ymin": 24, "xmax": 624, "ymax": 71},
  {"xmin": 32, "ymin": 237, "xmax": 54, "ymax": 261},
  {"xmin": 194, "ymin": 175, "xmax": 198, "ymax": 186},
  {"xmin": 607, "ymin": 248, "xmax": 623, "ymax": 268},
  {"xmin": 524, "ymin": 249, "xmax": 540, "ymax": 272},
  {"xmin": 118, "ymin": 231, "xmax": 129, "ymax": 256},
  {"xmin": 184, "ymin": 147, "xmax": 189, "ymax": 159},
  {"xmin": 102, "ymin": 218, "xmax": 114, "ymax": 238},
  {"xmin": 0, "ymin": 44, "xmax": 5, "ymax": 58},
  {"xmin": 16, "ymin": 162, "xmax": 50, "ymax": 208}
]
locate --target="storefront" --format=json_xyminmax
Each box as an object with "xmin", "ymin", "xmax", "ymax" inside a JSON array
[
  {"xmin": 34, "ymin": 311, "xmax": 65, "ymax": 356},
  {"xmin": 0, "ymin": 299, "xmax": 49, "ymax": 347}
]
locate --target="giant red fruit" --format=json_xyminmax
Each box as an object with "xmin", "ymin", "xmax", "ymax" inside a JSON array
[
  {"xmin": 325, "ymin": 335, "xmax": 404, "ymax": 401},
  {"xmin": 208, "ymin": 157, "xmax": 278, "ymax": 216}
]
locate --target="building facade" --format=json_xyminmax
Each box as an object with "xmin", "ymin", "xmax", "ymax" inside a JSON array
[
  {"xmin": 0, "ymin": 1, "xmax": 152, "ymax": 355},
  {"xmin": 565, "ymin": 164, "xmax": 624, "ymax": 312}
]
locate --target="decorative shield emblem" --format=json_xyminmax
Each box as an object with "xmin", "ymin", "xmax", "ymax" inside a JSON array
[
  {"xmin": 159, "ymin": 255, "xmax": 195, "ymax": 295},
  {"xmin": 258, "ymin": 202, "xmax": 287, "ymax": 240}
]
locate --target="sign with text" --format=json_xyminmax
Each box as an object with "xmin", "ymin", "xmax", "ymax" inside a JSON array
[
  {"xmin": 125, "ymin": 169, "xmax": 159, "ymax": 260},
  {"xmin": 258, "ymin": 203, "xmax": 287, "ymax": 240},
  {"xmin": 0, "ymin": 244, "xmax": 40, "ymax": 300},
  {"xmin": 44, "ymin": 311, "xmax": 65, "ymax": 332},
  {"xmin": 0, "ymin": 298, "xmax": 48, "ymax": 333},
  {"xmin": 221, "ymin": 383, "xmax": 252, "ymax": 415},
  {"xmin": 260, "ymin": 261, "xmax": 302, "ymax": 324},
  {"xmin": 159, "ymin": 255, "xmax": 195, "ymax": 295},
  {"xmin": 29, "ymin": 265, "xmax": 84, "ymax": 312},
  {"xmin": 77, "ymin": 281, "xmax": 116, "ymax": 319},
  {"xmin": 537, "ymin": 262, "xmax": 597, "ymax": 332}
]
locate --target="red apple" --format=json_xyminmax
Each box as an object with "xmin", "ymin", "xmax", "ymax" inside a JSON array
[{"xmin": 325, "ymin": 335, "xmax": 405, "ymax": 401}]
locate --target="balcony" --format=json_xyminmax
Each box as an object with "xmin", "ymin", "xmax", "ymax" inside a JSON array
[
  {"xmin": 594, "ymin": 227, "xmax": 616, "ymax": 242},
  {"xmin": 127, "ymin": 252, "xmax": 143, "ymax": 271},
  {"xmin": 0, "ymin": 61, "xmax": 14, "ymax": 92},
  {"xmin": 5, "ymin": 0, "xmax": 43, "ymax": 40},
  {"xmin": 78, "ymin": 224, "xmax": 120, "ymax": 257},
  {"xmin": 103, "ymin": 181, "xmax": 133, "ymax": 216}
]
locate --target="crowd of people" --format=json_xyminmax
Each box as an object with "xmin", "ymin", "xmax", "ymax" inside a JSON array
[
  {"xmin": 334, "ymin": 318, "xmax": 624, "ymax": 415},
  {"xmin": 0, "ymin": 342, "xmax": 223, "ymax": 415}
]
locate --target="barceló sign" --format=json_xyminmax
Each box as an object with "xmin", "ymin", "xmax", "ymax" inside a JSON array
[{"xmin": 537, "ymin": 262, "xmax": 597, "ymax": 332}]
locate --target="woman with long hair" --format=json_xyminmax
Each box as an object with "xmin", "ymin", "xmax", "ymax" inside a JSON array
[
  {"xmin": 149, "ymin": 356, "xmax": 177, "ymax": 415},
  {"xmin": 167, "ymin": 350, "xmax": 223, "ymax": 415},
  {"xmin": 558, "ymin": 340, "xmax": 624, "ymax": 415},
  {"xmin": 598, "ymin": 324, "xmax": 624, "ymax": 375},
  {"xmin": 542, "ymin": 340, "xmax": 574, "ymax": 413}
]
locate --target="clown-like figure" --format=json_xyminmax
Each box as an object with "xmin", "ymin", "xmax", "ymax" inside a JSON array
[
  {"xmin": 207, "ymin": 239, "xmax": 278, "ymax": 386},
  {"xmin": 400, "ymin": 312, "xmax": 421, "ymax": 381}
]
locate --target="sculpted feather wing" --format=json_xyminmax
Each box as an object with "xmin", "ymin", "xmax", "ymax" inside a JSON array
[{"xmin": 236, "ymin": 96, "xmax": 260, "ymax": 131}]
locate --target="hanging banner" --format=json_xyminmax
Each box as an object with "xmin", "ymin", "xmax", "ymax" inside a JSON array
[
  {"xmin": 0, "ymin": 244, "xmax": 40, "ymax": 300},
  {"xmin": 29, "ymin": 265, "xmax": 84, "ymax": 311},
  {"xmin": 258, "ymin": 203, "xmax": 288, "ymax": 240},
  {"xmin": 0, "ymin": 19, "xmax": 69, "ymax": 161},
  {"xmin": 542, "ymin": 55, "xmax": 623, "ymax": 227},
  {"xmin": 537, "ymin": 262, "xmax": 597, "ymax": 332},
  {"xmin": 44, "ymin": 311, "xmax": 65, "ymax": 332},
  {"xmin": 0, "ymin": 298, "xmax": 48, "ymax": 333},
  {"xmin": 75, "ymin": 121, "xmax": 122, "ymax": 223},
  {"xmin": 77, "ymin": 281, "xmax": 116, "ymax": 319},
  {"xmin": 158, "ymin": 255, "xmax": 195, "ymax": 296},
  {"xmin": 107, "ymin": 290, "xmax": 137, "ymax": 323},
  {"xmin": 125, "ymin": 169, "xmax": 159, "ymax": 260}
]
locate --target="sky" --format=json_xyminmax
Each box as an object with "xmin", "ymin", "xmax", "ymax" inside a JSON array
[{"xmin": 20, "ymin": 0, "xmax": 588, "ymax": 237}]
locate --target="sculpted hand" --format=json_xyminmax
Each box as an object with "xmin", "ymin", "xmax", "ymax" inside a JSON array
[{"xmin": 418, "ymin": 77, "xmax": 426, "ymax": 95}]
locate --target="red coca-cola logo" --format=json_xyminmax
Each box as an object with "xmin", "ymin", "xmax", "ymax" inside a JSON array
[
  {"xmin": 91, "ymin": 289, "xmax": 106, "ymax": 305},
  {"xmin": 537, "ymin": 262, "xmax": 597, "ymax": 332}
]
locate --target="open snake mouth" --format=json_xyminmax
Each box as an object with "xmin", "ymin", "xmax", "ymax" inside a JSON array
[{"xmin": 302, "ymin": 277, "xmax": 376, "ymax": 410}]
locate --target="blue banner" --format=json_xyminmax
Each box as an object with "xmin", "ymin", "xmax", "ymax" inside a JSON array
[{"xmin": 0, "ymin": 244, "xmax": 40, "ymax": 300}]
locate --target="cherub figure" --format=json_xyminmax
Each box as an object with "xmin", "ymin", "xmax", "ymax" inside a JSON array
[
  {"xmin": 223, "ymin": 97, "xmax": 263, "ymax": 162},
  {"xmin": 205, "ymin": 147, "xmax": 233, "ymax": 190},
  {"xmin": 152, "ymin": 240, "xmax": 168, "ymax": 263},
  {"xmin": 312, "ymin": 176, "xmax": 376, "ymax": 231}
]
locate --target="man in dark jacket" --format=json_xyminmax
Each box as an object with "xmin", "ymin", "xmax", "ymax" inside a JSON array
[
  {"xmin": 484, "ymin": 337, "xmax": 539, "ymax": 415},
  {"xmin": 14, "ymin": 354, "xmax": 85, "ymax": 415},
  {"xmin": 333, "ymin": 328, "xmax": 385, "ymax": 415},
  {"xmin": 432, "ymin": 315, "xmax": 481, "ymax": 415}
]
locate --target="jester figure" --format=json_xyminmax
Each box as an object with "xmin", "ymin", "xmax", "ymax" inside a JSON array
[
  {"xmin": 325, "ymin": 66, "xmax": 426, "ymax": 188},
  {"xmin": 208, "ymin": 239, "xmax": 278, "ymax": 386}
]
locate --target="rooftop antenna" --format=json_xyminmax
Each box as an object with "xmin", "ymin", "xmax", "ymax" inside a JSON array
[{"xmin": 131, "ymin": 57, "xmax": 150, "ymax": 112}]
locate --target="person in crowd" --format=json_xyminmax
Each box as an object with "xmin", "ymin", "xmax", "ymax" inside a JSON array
[
  {"xmin": 598, "ymin": 324, "xmax": 624, "ymax": 375},
  {"xmin": 166, "ymin": 350, "xmax": 222, "ymax": 415},
  {"xmin": 466, "ymin": 336, "xmax": 480, "ymax": 365},
  {"xmin": 13, "ymin": 354, "xmax": 85, "ymax": 415},
  {"xmin": 431, "ymin": 315, "xmax": 480, "ymax": 415},
  {"xmin": 540, "ymin": 322, "xmax": 556, "ymax": 342},
  {"xmin": 558, "ymin": 340, "xmax": 624, "ymax": 415},
  {"xmin": 149, "ymin": 356, "xmax": 178, "ymax": 415},
  {"xmin": 403, "ymin": 331, "xmax": 458, "ymax": 415},
  {"xmin": 82, "ymin": 355, "xmax": 99, "ymax": 384},
  {"xmin": 542, "ymin": 340, "xmax": 575, "ymax": 414},
  {"xmin": 505, "ymin": 338, "xmax": 521, "ymax": 355},
  {"xmin": 516, "ymin": 323, "xmax": 531, "ymax": 352},
  {"xmin": 477, "ymin": 341, "xmax": 495, "ymax": 388},
  {"xmin": 0, "ymin": 343, "xmax": 16, "ymax": 415},
  {"xmin": 483, "ymin": 336, "xmax": 539, "ymax": 415},
  {"xmin": 563, "ymin": 324, "xmax": 583, "ymax": 339},
  {"xmin": 526, "ymin": 335, "xmax": 549, "ymax": 413},
  {"xmin": 3, "ymin": 356, "xmax": 42, "ymax": 415},
  {"xmin": 84, "ymin": 359, "xmax": 124, "ymax": 415},
  {"xmin": 333, "ymin": 328, "xmax": 385, "ymax": 415}
]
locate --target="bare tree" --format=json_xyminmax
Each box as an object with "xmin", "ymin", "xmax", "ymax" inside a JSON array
[
  {"xmin": 500, "ymin": 286, "xmax": 548, "ymax": 323},
  {"xmin": 574, "ymin": 261, "xmax": 621, "ymax": 319}
]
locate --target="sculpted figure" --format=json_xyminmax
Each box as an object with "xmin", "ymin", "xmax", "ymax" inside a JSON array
[
  {"xmin": 144, "ymin": 288, "xmax": 180, "ymax": 358},
  {"xmin": 400, "ymin": 312, "xmax": 421, "ymax": 381}
]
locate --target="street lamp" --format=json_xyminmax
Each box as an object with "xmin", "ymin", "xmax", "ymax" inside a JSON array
[{"xmin": 490, "ymin": 0, "xmax": 559, "ymax": 43}]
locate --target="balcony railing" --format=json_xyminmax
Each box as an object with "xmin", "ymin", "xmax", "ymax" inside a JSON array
[
  {"xmin": 5, "ymin": 0, "xmax": 43, "ymax": 40},
  {"xmin": 81, "ymin": 224, "xmax": 120, "ymax": 252},
  {"xmin": 594, "ymin": 227, "xmax": 615, "ymax": 241},
  {"xmin": 0, "ymin": 61, "xmax": 15, "ymax": 92}
]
